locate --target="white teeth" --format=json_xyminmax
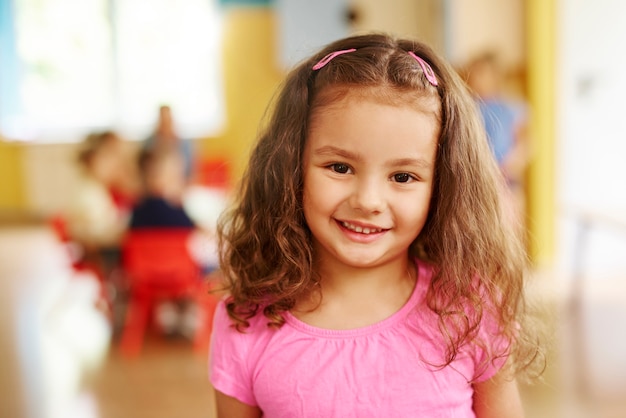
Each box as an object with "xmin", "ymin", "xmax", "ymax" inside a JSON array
[{"xmin": 341, "ymin": 222, "xmax": 382, "ymax": 234}]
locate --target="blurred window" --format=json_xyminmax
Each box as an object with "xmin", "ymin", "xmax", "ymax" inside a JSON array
[{"xmin": 0, "ymin": 0, "xmax": 224, "ymax": 142}]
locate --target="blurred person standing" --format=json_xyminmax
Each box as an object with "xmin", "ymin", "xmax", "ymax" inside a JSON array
[{"xmin": 143, "ymin": 105, "xmax": 196, "ymax": 182}]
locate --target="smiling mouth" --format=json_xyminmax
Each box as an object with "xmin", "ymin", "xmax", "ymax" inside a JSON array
[{"xmin": 341, "ymin": 221, "xmax": 385, "ymax": 235}]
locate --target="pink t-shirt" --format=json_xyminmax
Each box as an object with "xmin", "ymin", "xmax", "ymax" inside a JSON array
[{"xmin": 209, "ymin": 260, "xmax": 507, "ymax": 417}]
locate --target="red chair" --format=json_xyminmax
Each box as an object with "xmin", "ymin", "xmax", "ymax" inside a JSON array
[{"xmin": 119, "ymin": 228, "xmax": 218, "ymax": 357}]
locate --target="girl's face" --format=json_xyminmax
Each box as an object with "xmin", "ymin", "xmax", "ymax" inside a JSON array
[
  {"xmin": 146, "ymin": 152, "xmax": 186, "ymax": 200},
  {"xmin": 303, "ymin": 91, "xmax": 440, "ymax": 270},
  {"xmin": 91, "ymin": 138, "xmax": 123, "ymax": 185}
]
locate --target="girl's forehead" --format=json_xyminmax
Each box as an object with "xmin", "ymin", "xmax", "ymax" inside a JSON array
[
  {"xmin": 311, "ymin": 86, "xmax": 441, "ymax": 124},
  {"xmin": 311, "ymin": 85, "xmax": 441, "ymax": 116},
  {"xmin": 306, "ymin": 88, "xmax": 441, "ymax": 161}
]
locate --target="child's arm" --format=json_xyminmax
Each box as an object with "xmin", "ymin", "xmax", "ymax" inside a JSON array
[
  {"xmin": 472, "ymin": 376, "xmax": 524, "ymax": 418},
  {"xmin": 215, "ymin": 390, "xmax": 262, "ymax": 418}
]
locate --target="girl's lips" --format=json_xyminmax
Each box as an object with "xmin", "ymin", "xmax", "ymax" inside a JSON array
[{"xmin": 338, "ymin": 220, "xmax": 388, "ymax": 235}]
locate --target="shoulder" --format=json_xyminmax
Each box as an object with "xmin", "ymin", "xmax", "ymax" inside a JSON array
[
  {"xmin": 211, "ymin": 300, "xmax": 277, "ymax": 360},
  {"xmin": 210, "ymin": 300, "xmax": 277, "ymax": 407},
  {"xmin": 213, "ymin": 299, "xmax": 273, "ymax": 333}
]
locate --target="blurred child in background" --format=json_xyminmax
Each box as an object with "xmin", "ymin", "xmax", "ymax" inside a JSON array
[
  {"xmin": 130, "ymin": 148, "xmax": 195, "ymax": 229},
  {"xmin": 65, "ymin": 131, "xmax": 131, "ymax": 278},
  {"xmin": 129, "ymin": 147, "xmax": 200, "ymax": 339},
  {"xmin": 464, "ymin": 52, "xmax": 531, "ymax": 231}
]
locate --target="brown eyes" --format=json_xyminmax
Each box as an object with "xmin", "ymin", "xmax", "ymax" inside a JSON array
[
  {"xmin": 330, "ymin": 163, "xmax": 351, "ymax": 174},
  {"xmin": 393, "ymin": 173, "xmax": 412, "ymax": 183},
  {"xmin": 327, "ymin": 164, "xmax": 417, "ymax": 183}
]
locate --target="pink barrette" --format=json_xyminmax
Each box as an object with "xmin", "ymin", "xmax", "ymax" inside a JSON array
[
  {"xmin": 408, "ymin": 51, "xmax": 438, "ymax": 86},
  {"xmin": 312, "ymin": 48, "xmax": 357, "ymax": 70}
]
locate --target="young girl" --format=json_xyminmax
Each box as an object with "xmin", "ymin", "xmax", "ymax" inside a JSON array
[{"xmin": 210, "ymin": 33, "xmax": 542, "ymax": 417}]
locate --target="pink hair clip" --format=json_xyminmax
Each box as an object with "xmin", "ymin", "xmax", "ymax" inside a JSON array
[
  {"xmin": 408, "ymin": 51, "xmax": 438, "ymax": 87},
  {"xmin": 312, "ymin": 48, "xmax": 357, "ymax": 70}
]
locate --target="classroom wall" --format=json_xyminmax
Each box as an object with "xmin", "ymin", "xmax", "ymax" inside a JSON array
[
  {"xmin": 445, "ymin": 0, "xmax": 525, "ymax": 69},
  {"xmin": 555, "ymin": 0, "xmax": 626, "ymax": 279},
  {"xmin": 351, "ymin": 0, "xmax": 444, "ymax": 53}
]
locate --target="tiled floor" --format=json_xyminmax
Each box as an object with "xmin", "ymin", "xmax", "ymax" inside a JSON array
[{"xmin": 2, "ymin": 225, "xmax": 626, "ymax": 418}]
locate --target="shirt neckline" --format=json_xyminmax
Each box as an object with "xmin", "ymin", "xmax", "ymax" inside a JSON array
[{"xmin": 284, "ymin": 260, "xmax": 426, "ymax": 338}]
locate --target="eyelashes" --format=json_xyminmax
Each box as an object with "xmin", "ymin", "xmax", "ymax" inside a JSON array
[
  {"xmin": 326, "ymin": 163, "xmax": 419, "ymax": 183},
  {"xmin": 328, "ymin": 163, "xmax": 351, "ymax": 174},
  {"xmin": 392, "ymin": 173, "xmax": 417, "ymax": 183}
]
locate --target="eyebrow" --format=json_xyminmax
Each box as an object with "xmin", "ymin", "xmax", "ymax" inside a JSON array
[
  {"xmin": 313, "ymin": 145, "xmax": 363, "ymax": 161},
  {"xmin": 312, "ymin": 145, "xmax": 433, "ymax": 169},
  {"xmin": 386, "ymin": 157, "xmax": 433, "ymax": 170}
]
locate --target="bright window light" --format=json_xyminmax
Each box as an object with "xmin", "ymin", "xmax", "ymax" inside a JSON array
[{"xmin": 2, "ymin": 0, "xmax": 224, "ymax": 143}]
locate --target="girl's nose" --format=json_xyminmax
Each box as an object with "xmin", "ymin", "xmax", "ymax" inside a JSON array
[{"xmin": 350, "ymin": 178, "xmax": 386, "ymax": 214}]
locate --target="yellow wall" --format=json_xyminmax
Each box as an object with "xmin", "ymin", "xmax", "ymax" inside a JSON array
[
  {"xmin": 0, "ymin": 140, "xmax": 26, "ymax": 211},
  {"xmin": 198, "ymin": 7, "xmax": 284, "ymax": 182},
  {"xmin": 525, "ymin": 0, "xmax": 556, "ymax": 265}
]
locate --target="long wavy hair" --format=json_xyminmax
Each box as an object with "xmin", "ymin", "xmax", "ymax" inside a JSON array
[{"xmin": 217, "ymin": 33, "xmax": 543, "ymax": 379}]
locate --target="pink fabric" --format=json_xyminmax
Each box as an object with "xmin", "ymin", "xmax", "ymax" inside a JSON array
[{"xmin": 209, "ymin": 260, "xmax": 507, "ymax": 417}]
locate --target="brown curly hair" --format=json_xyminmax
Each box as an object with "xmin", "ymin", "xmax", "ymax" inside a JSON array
[{"xmin": 217, "ymin": 33, "xmax": 543, "ymax": 380}]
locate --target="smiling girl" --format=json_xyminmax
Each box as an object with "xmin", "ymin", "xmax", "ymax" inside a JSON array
[{"xmin": 209, "ymin": 33, "xmax": 543, "ymax": 418}]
